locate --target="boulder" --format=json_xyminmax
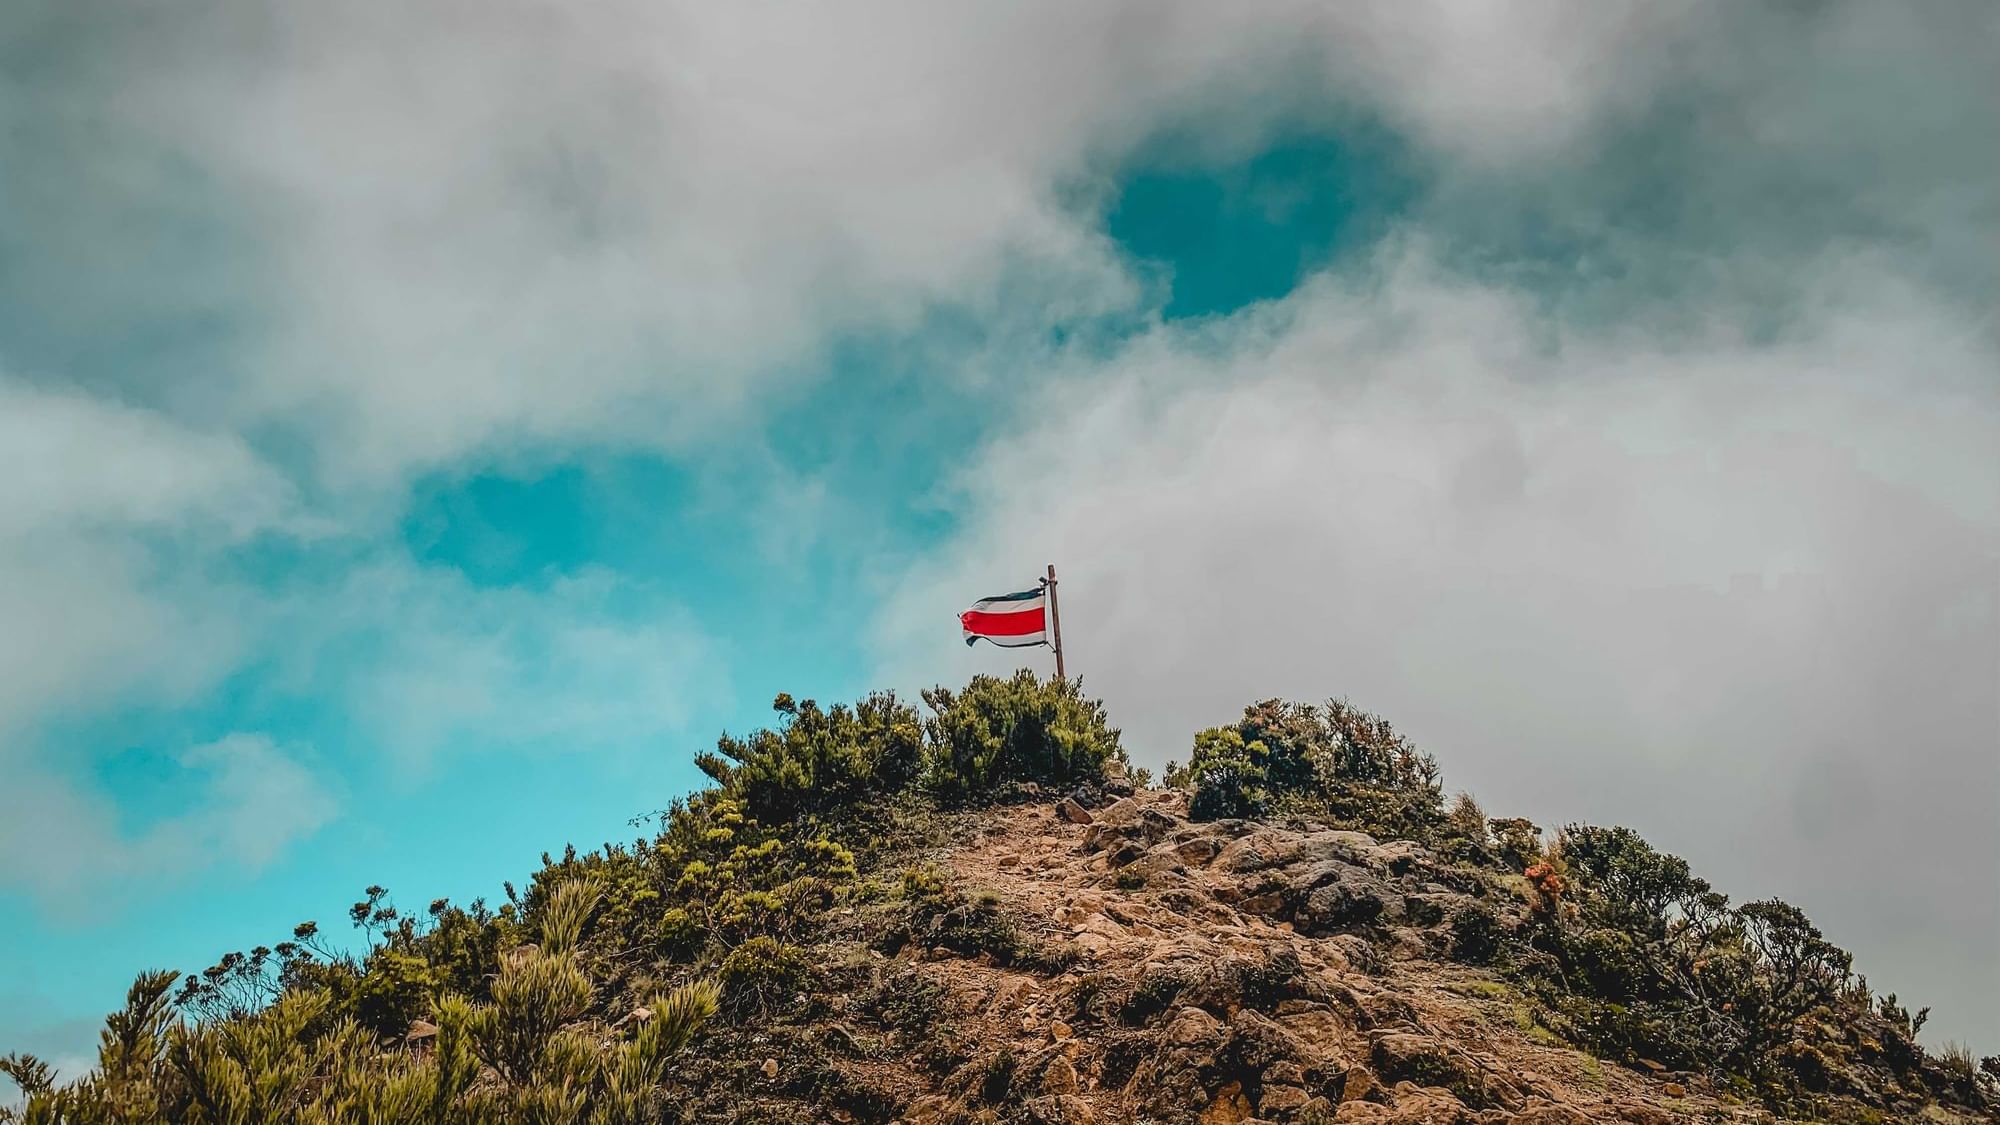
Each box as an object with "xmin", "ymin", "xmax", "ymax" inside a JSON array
[
  {"xmin": 1297, "ymin": 831, "xmax": 1382, "ymax": 866},
  {"xmin": 1300, "ymin": 876, "xmax": 1393, "ymax": 932},
  {"xmin": 1042, "ymin": 1054, "xmax": 1080, "ymax": 1094},
  {"xmin": 1241, "ymin": 892, "xmax": 1288, "ymax": 916},
  {"xmin": 1333, "ymin": 1084, "xmax": 1470, "ymax": 1123},
  {"xmin": 1095, "ymin": 797, "xmax": 1145, "ymax": 827},
  {"xmin": 1503, "ymin": 1103, "xmax": 1592, "ymax": 1125},
  {"xmin": 1264, "ymin": 1060, "xmax": 1306, "ymax": 1086},
  {"xmin": 1107, "ymin": 841, "xmax": 1147, "ymax": 868},
  {"xmin": 1216, "ymin": 829, "xmax": 1305, "ymax": 873},
  {"xmin": 1169, "ymin": 1005, "xmax": 1226, "ymax": 1049},
  {"xmin": 1259, "ymin": 1083, "xmax": 1312, "ymax": 1116},
  {"xmin": 1118, "ymin": 842, "xmax": 1187, "ymax": 878},
  {"xmin": 1201, "ymin": 1080, "xmax": 1254, "ymax": 1125},
  {"xmin": 1366, "ymin": 840, "xmax": 1428, "ymax": 877},
  {"xmin": 1176, "ymin": 836, "xmax": 1225, "ymax": 865},
  {"xmin": 1228, "ymin": 1007, "xmax": 1307, "ymax": 1071},
  {"xmin": 1371, "ymin": 1034, "xmax": 1465, "ymax": 1092},
  {"xmin": 1602, "ymin": 1104, "xmax": 1677, "ymax": 1125},
  {"xmin": 1400, "ymin": 894, "xmax": 1467, "ymax": 929},
  {"xmin": 1056, "ymin": 798, "xmax": 1095, "ymax": 825},
  {"xmin": 1137, "ymin": 807, "xmax": 1181, "ymax": 843}
]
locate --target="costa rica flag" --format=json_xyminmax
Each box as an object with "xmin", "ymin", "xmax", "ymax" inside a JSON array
[{"xmin": 959, "ymin": 586, "xmax": 1048, "ymax": 648}]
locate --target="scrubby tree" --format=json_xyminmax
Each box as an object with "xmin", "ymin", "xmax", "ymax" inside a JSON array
[
  {"xmin": 1184, "ymin": 727, "xmax": 1268, "ymax": 820},
  {"xmin": 1181, "ymin": 697, "xmax": 1443, "ymax": 838},
  {"xmin": 2, "ymin": 882, "xmax": 716, "ymax": 1125},
  {"xmin": 1734, "ymin": 899, "xmax": 1853, "ymax": 1054},
  {"xmin": 1559, "ymin": 825, "xmax": 1713, "ymax": 942},
  {"xmin": 921, "ymin": 670, "xmax": 1125, "ymax": 801},
  {"xmin": 696, "ymin": 691, "xmax": 923, "ymax": 824}
]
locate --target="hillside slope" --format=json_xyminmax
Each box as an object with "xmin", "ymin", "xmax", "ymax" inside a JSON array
[
  {"xmin": 5, "ymin": 676, "xmax": 1993, "ymax": 1124},
  {"xmin": 669, "ymin": 786, "xmax": 1992, "ymax": 1124}
]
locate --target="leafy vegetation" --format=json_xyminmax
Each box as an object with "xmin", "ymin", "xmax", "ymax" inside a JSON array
[
  {"xmin": 0, "ymin": 884, "xmax": 716, "ymax": 1125},
  {"xmin": 1169, "ymin": 695, "xmax": 1988, "ymax": 1118},
  {"xmin": 1421, "ymin": 804, "xmax": 1970, "ymax": 1114},
  {"xmin": 1171, "ymin": 698, "xmax": 1443, "ymax": 839},
  {"xmin": 1519, "ymin": 824, "xmax": 1880, "ymax": 1098},
  {"xmin": 2, "ymin": 672, "xmax": 1118, "ymax": 1123},
  {"xmin": 921, "ymin": 670, "xmax": 1126, "ymax": 802},
  {"xmin": 4, "ymin": 675, "xmax": 1987, "ymax": 1123}
]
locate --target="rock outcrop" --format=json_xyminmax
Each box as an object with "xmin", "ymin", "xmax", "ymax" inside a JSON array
[{"xmin": 673, "ymin": 789, "xmax": 1992, "ymax": 1123}]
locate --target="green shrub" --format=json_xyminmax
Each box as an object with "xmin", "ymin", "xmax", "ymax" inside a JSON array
[
  {"xmin": 900, "ymin": 863, "xmax": 952, "ymax": 908},
  {"xmin": 656, "ymin": 908, "xmax": 704, "ymax": 961},
  {"xmin": 1185, "ymin": 727, "xmax": 1268, "ymax": 819},
  {"xmin": 1182, "ymin": 697, "xmax": 1443, "ymax": 839},
  {"xmin": 1438, "ymin": 793, "xmax": 1493, "ymax": 863},
  {"xmin": 1513, "ymin": 822, "xmax": 1871, "ymax": 1103},
  {"xmin": 697, "ymin": 692, "xmax": 923, "ymax": 825},
  {"xmin": 1449, "ymin": 903, "xmax": 1506, "ymax": 965},
  {"xmin": 976, "ymin": 1047, "xmax": 1017, "ymax": 1103},
  {"xmin": 349, "ymin": 947, "xmax": 439, "ymax": 1039},
  {"xmin": 1488, "ymin": 817, "xmax": 1544, "ymax": 870},
  {"xmin": 1558, "ymin": 825, "xmax": 1711, "ymax": 941},
  {"xmin": 1732, "ymin": 899, "xmax": 1853, "ymax": 1055},
  {"xmin": 921, "ymin": 670, "xmax": 1124, "ymax": 802},
  {"xmin": 7, "ymin": 883, "xmax": 718, "ymax": 1125},
  {"xmin": 718, "ymin": 937, "xmax": 811, "ymax": 1016}
]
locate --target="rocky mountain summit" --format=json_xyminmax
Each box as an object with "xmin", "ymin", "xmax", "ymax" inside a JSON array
[
  {"xmin": 6, "ymin": 675, "xmax": 1992, "ymax": 1124},
  {"xmin": 680, "ymin": 782, "xmax": 1989, "ymax": 1124}
]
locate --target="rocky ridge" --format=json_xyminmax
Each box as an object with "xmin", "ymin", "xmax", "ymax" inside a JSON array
[
  {"xmin": 679, "ymin": 781, "xmax": 1983, "ymax": 1124},
  {"xmin": 915, "ymin": 790, "xmax": 1726, "ymax": 1123}
]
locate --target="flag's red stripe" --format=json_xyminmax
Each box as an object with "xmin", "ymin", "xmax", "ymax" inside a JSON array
[{"xmin": 960, "ymin": 607, "xmax": 1047, "ymax": 637}]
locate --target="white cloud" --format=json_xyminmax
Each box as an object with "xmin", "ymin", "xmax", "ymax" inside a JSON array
[
  {"xmin": 0, "ymin": 380, "xmax": 292, "ymax": 538},
  {"xmin": 0, "ymin": 382, "xmax": 287, "ymax": 885},
  {"xmin": 873, "ymin": 246, "xmax": 2000, "ymax": 1044},
  {"xmin": 0, "ymin": 378, "xmax": 302, "ymax": 726},
  {"xmin": 0, "ymin": 378, "xmax": 309, "ymax": 902},
  {"xmin": 176, "ymin": 734, "xmax": 342, "ymax": 868},
  {"xmin": 305, "ymin": 564, "xmax": 724, "ymax": 774},
  {"xmin": 19, "ymin": 0, "xmax": 1900, "ymax": 484},
  {"xmin": 0, "ymin": 733, "xmax": 338, "ymax": 907}
]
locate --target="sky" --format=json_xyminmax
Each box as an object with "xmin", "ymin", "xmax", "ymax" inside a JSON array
[{"xmin": 2, "ymin": 0, "xmax": 1996, "ymax": 1075}]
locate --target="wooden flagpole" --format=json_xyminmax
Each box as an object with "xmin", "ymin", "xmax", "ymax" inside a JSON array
[{"xmin": 1044, "ymin": 563, "xmax": 1066, "ymax": 682}]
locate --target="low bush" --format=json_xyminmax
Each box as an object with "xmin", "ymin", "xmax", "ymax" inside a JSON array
[
  {"xmin": 1508, "ymin": 824, "xmax": 1894, "ymax": 1109},
  {"xmin": 696, "ymin": 691, "xmax": 923, "ymax": 826},
  {"xmin": 718, "ymin": 937, "xmax": 812, "ymax": 1017},
  {"xmin": 1182, "ymin": 697, "xmax": 1444, "ymax": 840},
  {"xmin": 8, "ymin": 881, "xmax": 718, "ymax": 1125},
  {"xmin": 922, "ymin": 670, "xmax": 1126, "ymax": 802},
  {"xmin": 1448, "ymin": 903, "xmax": 1506, "ymax": 965}
]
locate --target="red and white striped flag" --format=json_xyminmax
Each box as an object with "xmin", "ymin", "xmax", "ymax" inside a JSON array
[{"xmin": 959, "ymin": 585, "xmax": 1048, "ymax": 648}]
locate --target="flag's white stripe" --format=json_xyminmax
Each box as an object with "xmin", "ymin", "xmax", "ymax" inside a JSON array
[{"xmin": 967, "ymin": 594, "xmax": 1045, "ymax": 614}]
